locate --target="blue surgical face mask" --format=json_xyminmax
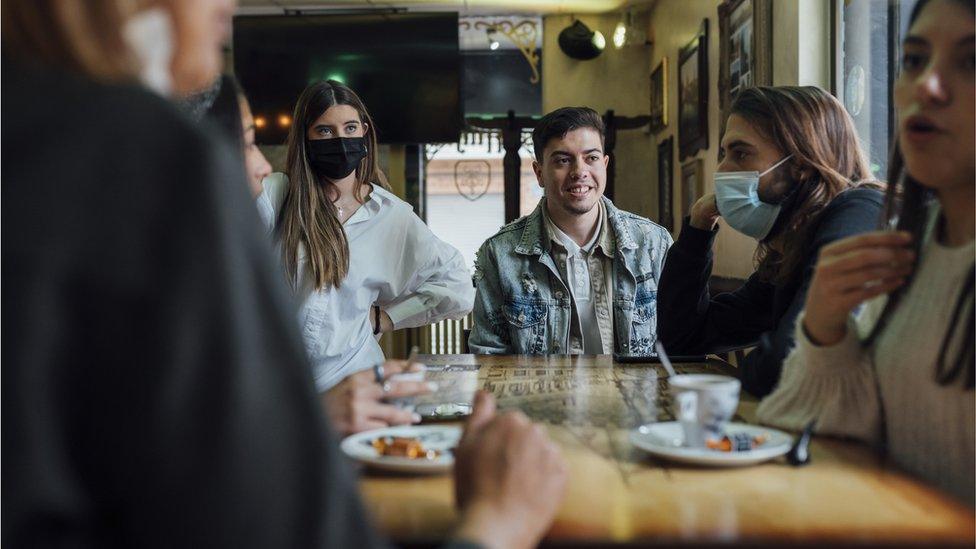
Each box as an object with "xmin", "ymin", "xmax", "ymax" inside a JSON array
[{"xmin": 713, "ymin": 155, "xmax": 793, "ymax": 240}]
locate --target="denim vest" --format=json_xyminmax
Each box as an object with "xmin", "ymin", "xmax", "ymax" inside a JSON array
[{"xmin": 469, "ymin": 197, "xmax": 673, "ymax": 355}]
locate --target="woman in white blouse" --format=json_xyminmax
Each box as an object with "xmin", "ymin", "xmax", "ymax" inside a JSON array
[
  {"xmin": 257, "ymin": 80, "xmax": 474, "ymax": 434},
  {"xmin": 757, "ymin": 0, "xmax": 974, "ymax": 504}
]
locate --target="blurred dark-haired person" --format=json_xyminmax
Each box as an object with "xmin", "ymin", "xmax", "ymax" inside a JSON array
[
  {"xmin": 2, "ymin": 1, "xmax": 567, "ymax": 547},
  {"xmin": 256, "ymin": 80, "xmax": 473, "ymax": 435},
  {"xmin": 656, "ymin": 86, "xmax": 884, "ymax": 396},
  {"xmin": 468, "ymin": 106, "xmax": 673, "ymax": 355},
  {"xmin": 758, "ymin": 0, "xmax": 974, "ymax": 505},
  {"xmin": 236, "ymin": 81, "xmax": 273, "ymax": 197},
  {"xmin": 189, "ymin": 74, "xmax": 272, "ymax": 198}
]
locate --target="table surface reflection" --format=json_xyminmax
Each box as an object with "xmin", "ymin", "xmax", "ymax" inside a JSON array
[{"xmin": 357, "ymin": 354, "xmax": 975, "ymax": 547}]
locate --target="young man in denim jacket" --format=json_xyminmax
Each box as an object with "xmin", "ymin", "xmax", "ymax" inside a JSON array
[{"xmin": 469, "ymin": 107, "xmax": 673, "ymax": 356}]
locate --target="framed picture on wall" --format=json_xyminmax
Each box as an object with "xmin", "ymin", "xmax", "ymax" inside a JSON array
[
  {"xmin": 718, "ymin": 0, "xmax": 772, "ymax": 150},
  {"xmin": 649, "ymin": 58, "xmax": 668, "ymax": 134},
  {"xmin": 679, "ymin": 19, "xmax": 709, "ymax": 160},
  {"xmin": 657, "ymin": 137, "xmax": 674, "ymax": 231},
  {"xmin": 681, "ymin": 158, "xmax": 704, "ymax": 217}
]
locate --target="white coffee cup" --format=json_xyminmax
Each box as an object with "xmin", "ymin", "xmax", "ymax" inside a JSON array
[{"xmin": 669, "ymin": 374, "xmax": 741, "ymax": 448}]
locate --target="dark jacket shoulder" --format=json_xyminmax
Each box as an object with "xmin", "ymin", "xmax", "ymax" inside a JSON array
[
  {"xmin": 2, "ymin": 62, "xmax": 223, "ymax": 202},
  {"xmin": 3, "ymin": 61, "xmax": 203, "ymax": 149},
  {"xmin": 809, "ymin": 186, "xmax": 885, "ymax": 249},
  {"xmin": 823, "ymin": 186, "xmax": 885, "ymax": 212},
  {"xmin": 3, "ymin": 62, "xmax": 247, "ymax": 286}
]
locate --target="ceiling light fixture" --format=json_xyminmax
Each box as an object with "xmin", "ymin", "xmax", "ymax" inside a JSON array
[
  {"xmin": 612, "ymin": 11, "xmax": 647, "ymax": 49},
  {"xmin": 613, "ymin": 21, "xmax": 627, "ymax": 49},
  {"xmin": 486, "ymin": 26, "xmax": 500, "ymax": 51}
]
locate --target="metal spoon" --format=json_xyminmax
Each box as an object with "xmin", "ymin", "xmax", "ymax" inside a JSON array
[
  {"xmin": 654, "ymin": 341, "xmax": 678, "ymax": 378},
  {"xmin": 786, "ymin": 419, "xmax": 816, "ymax": 466}
]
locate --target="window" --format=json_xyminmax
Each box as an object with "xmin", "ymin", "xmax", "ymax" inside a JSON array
[
  {"xmin": 834, "ymin": 0, "xmax": 916, "ymax": 181},
  {"xmin": 424, "ymin": 136, "xmax": 540, "ymax": 271}
]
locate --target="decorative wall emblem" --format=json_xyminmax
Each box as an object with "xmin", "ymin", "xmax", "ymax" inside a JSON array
[{"xmin": 454, "ymin": 160, "xmax": 491, "ymax": 201}]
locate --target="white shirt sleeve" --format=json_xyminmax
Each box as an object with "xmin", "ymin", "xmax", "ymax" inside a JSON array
[
  {"xmin": 381, "ymin": 208, "xmax": 474, "ymax": 330},
  {"xmin": 255, "ymin": 173, "xmax": 288, "ymax": 234},
  {"xmin": 756, "ymin": 298, "xmax": 886, "ymax": 446}
]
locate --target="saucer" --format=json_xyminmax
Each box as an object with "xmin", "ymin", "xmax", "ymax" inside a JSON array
[
  {"xmin": 341, "ymin": 424, "xmax": 462, "ymax": 474},
  {"xmin": 629, "ymin": 421, "xmax": 793, "ymax": 466}
]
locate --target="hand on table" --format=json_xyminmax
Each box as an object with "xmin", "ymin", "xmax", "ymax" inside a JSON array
[
  {"xmin": 452, "ymin": 391, "xmax": 568, "ymax": 549},
  {"xmin": 322, "ymin": 359, "xmax": 434, "ymax": 437},
  {"xmin": 803, "ymin": 231, "xmax": 915, "ymax": 346},
  {"xmin": 689, "ymin": 193, "xmax": 720, "ymax": 231}
]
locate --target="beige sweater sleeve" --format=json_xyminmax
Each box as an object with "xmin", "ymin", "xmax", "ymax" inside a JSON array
[{"xmin": 756, "ymin": 301, "xmax": 885, "ymax": 446}]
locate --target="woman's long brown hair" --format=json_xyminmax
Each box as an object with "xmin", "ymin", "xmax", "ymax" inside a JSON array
[
  {"xmin": 2, "ymin": 0, "xmax": 138, "ymax": 81},
  {"xmin": 729, "ymin": 86, "xmax": 880, "ymax": 286},
  {"xmin": 276, "ymin": 80, "xmax": 390, "ymax": 291}
]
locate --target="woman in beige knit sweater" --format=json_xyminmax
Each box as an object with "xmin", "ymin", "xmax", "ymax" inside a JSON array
[{"xmin": 757, "ymin": 0, "xmax": 975, "ymax": 505}]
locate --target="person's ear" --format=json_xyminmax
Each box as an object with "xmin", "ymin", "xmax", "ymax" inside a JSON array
[
  {"xmin": 603, "ymin": 153, "xmax": 610, "ymax": 169},
  {"xmin": 532, "ymin": 160, "xmax": 545, "ymax": 188},
  {"xmin": 362, "ymin": 122, "xmax": 369, "ymax": 137},
  {"xmin": 790, "ymin": 163, "xmax": 813, "ymax": 182}
]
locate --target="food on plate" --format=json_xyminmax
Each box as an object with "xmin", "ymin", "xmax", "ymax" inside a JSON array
[
  {"xmin": 705, "ymin": 432, "xmax": 769, "ymax": 452},
  {"xmin": 372, "ymin": 436, "xmax": 441, "ymax": 459}
]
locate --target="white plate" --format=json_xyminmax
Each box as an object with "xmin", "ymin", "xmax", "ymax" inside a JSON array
[
  {"xmin": 340, "ymin": 425, "xmax": 462, "ymax": 474},
  {"xmin": 630, "ymin": 421, "xmax": 793, "ymax": 466}
]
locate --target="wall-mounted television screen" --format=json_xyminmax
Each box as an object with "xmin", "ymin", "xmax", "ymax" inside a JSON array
[{"xmin": 233, "ymin": 13, "xmax": 461, "ymax": 144}]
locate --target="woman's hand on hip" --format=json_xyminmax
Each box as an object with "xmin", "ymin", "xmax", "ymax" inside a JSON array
[{"xmin": 371, "ymin": 305, "xmax": 395, "ymax": 335}]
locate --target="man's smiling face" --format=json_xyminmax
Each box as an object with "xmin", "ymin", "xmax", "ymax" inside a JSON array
[{"xmin": 533, "ymin": 127, "xmax": 609, "ymax": 217}]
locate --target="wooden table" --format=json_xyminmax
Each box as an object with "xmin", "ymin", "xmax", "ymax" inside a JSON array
[{"xmin": 358, "ymin": 355, "xmax": 975, "ymax": 547}]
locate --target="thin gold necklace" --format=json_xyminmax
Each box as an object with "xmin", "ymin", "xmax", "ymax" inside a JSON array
[
  {"xmin": 334, "ymin": 196, "xmax": 358, "ymax": 220},
  {"xmin": 333, "ymin": 184, "xmax": 366, "ymax": 219}
]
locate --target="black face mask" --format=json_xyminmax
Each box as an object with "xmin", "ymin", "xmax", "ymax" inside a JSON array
[{"xmin": 307, "ymin": 137, "xmax": 367, "ymax": 181}]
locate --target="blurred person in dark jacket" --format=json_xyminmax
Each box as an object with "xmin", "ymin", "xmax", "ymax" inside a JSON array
[{"xmin": 1, "ymin": 1, "xmax": 566, "ymax": 548}]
